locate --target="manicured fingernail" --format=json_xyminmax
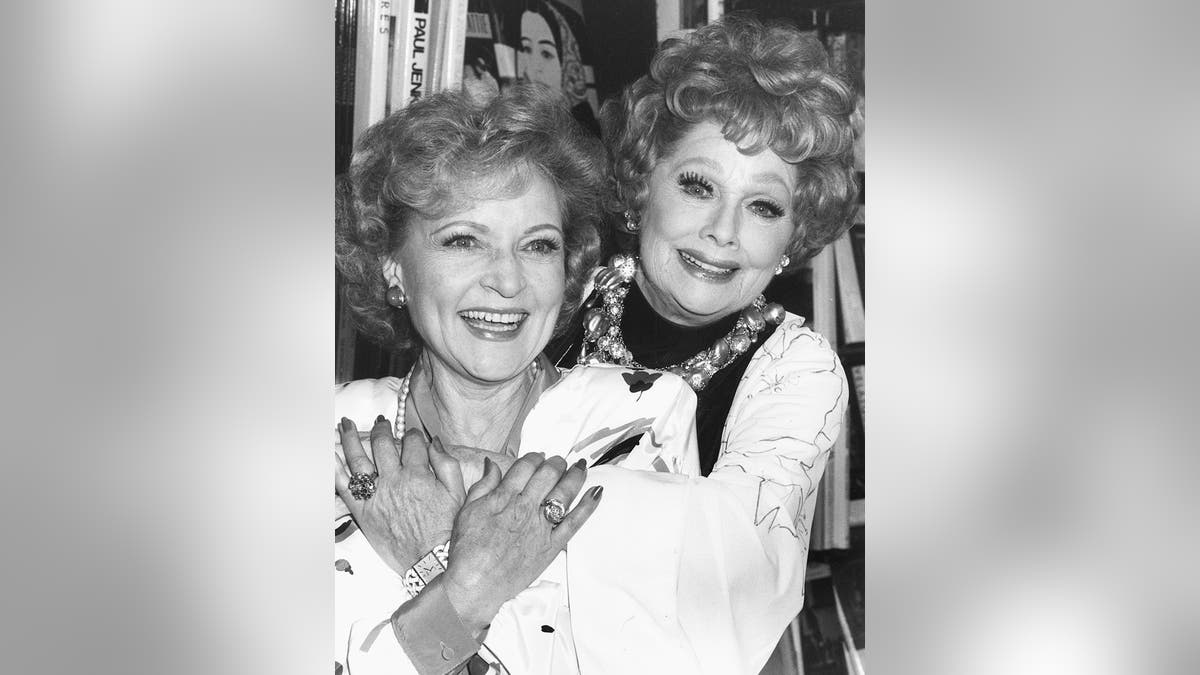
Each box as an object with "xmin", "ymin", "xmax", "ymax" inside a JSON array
[
  {"xmin": 375, "ymin": 414, "xmax": 387, "ymax": 425},
  {"xmin": 590, "ymin": 486, "xmax": 603, "ymax": 500},
  {"xmin": 340, "ymin": 417, "xmax": 353, "ymax": 431},
  {"xmin": 574, "ymin": 458, "xmax": 588, "ymax": 470}
]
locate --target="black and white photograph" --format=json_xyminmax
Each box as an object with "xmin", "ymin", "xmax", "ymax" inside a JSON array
[{"xmin": 334, "ymin": 1, "xmax": 865, "ymax": 672}]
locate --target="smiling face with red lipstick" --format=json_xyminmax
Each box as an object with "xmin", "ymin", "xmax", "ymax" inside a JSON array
[
  {"xmin": 384, "ymin": 173, "xmax": 566, "ymax": 385},
  {"xmin": 635, "ymin": 121, "xmax": 799, "ymax": 327}
]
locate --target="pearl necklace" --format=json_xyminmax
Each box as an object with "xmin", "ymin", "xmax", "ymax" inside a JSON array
[
  {"xmin": 393, "ymin": 359, "xmax": 541, "ymax": 447},
  {"xmin": 578, "ymin": 254, "xmax": 787, "ymax": 391}
]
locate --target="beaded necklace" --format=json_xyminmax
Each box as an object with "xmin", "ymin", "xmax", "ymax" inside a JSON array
[{"xmin": 578, "ymin": 254, "xmax": 786, "ymax": 391}]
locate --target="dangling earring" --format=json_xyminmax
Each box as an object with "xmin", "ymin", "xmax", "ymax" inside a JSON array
[
  {"xmin": 774, "ymin": 254, "xmax": 791, "ymax": 276},
  {"xmin": 623, "ymin": 210, "xmax": 640, "ymax": 233},
  {"xmin": 386, "ymin": 286, "xmax": 407, "ymax": 308}
]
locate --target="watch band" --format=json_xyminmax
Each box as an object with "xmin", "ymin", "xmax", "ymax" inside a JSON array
[{"xmin": 402, "ymin": 541, "xmax": 450, "ymax": 598}]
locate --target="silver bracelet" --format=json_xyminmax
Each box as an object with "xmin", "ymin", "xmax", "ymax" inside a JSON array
[{"xmin": 402, "ymin": 542, "xmax": 450, "ymax": 598}]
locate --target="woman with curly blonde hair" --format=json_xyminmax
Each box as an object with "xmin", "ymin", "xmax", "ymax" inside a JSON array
[{"xmin": 546, "ymin": 13, "xmax": 861, "ymax": 671}]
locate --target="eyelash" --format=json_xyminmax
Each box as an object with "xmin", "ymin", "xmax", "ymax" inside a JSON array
[
  {"xmin": 750, "ymin": 200, "xmax": 786, "ymax": 218},
  {"xmin": 677, "ymin": 172, "xmax": 786, "ymax": 219},
  {"xmin": 441, "ymin": 234, "xmax": 477, "ymax": 249},
  {"xmin": 525, "ymin": 238, "xmax": 561, "ymax": 255},
  {"xmin": 677, "ymin": 171, "xmax": 715, "ymax": 198},
  {"xmin": 438, "ymin": 234, "xmax": 561, "ymax": 255}
]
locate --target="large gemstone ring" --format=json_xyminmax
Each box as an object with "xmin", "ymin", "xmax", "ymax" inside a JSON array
[
  {"xmin": 541, "ymin": 498, "xmax": 566, "ymax": 525},
  {"xmin": 348, "ymin": 472, "xmax": 377, "ymax": 501}
]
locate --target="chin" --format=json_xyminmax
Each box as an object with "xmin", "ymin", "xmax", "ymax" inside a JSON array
[
  {"xmin": 674, "ymin": 291, "xmax": 739, "ymax": 321},
  {"xmin": 462, "ymin": 355, "xmax": 534, "ymax": 384}
]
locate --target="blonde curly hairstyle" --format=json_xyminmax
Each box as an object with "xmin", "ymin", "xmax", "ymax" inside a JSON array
[
  {"xmin": 337, "ymin": 84, "xmax": 606, "ymax": 356},
  {"xmin": 602, "ymin": 14, "xmax": 861, "ymax": 266}
]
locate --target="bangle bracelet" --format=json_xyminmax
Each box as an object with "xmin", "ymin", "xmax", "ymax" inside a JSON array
[{"xmin": 402, "ymin": 542, "xmax": 450, "ymax": 598}]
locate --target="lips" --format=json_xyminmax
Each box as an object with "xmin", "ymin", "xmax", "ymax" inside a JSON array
[
  {"xmin": 678, "ymin": 249, "xmax": 738, "ymax": 280},
  {"xmin": 459, "ymin": 309, "xmax": 529, "ymax": 333}
]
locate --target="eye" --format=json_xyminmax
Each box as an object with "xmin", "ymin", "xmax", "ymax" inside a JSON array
[
  {"xmin": 525, "ymin": 238, "xmax": 562, "ymax": 255},
  {"xmin": 748, "ymin": 199, "xmax": 785, "ymax": 219},
  {"xmin": 677, "ymin": 171, "xmax": 714, "ymax": 199},
  {"xmin": 441, "ymin": 233, "xmax": 478, "ymax": 249},
  {"xmin": 540, "ymin": 47, "xmax": 556, "ymax": 61}
]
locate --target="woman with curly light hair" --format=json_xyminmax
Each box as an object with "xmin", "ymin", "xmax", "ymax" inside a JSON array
[
  {"xmin": 333, "ymin": 83, "xmax": 701, "ymax": 674},
  {"xmin": 546, "ymin": 13, "xmax": 860, "ymax": 671}
]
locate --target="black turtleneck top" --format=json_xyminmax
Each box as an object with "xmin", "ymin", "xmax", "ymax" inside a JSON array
[{"xmin": 546, "ymin": 282, "xmax": 778, "ymax": 476}]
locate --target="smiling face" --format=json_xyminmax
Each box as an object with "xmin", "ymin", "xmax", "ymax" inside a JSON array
[
  {"xmin": 518, "ymin": 11, "xmax": 561, "ymax": 89},
  {"xmin": 635, "ymin": 121, "xmax": 799, "ymax": 327},
  {"xmin": 386, "ymin": 174, "xmax": 566, "ymax": 385}
]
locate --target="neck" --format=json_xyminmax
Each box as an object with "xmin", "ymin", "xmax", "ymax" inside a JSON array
[{"xmin": 415, "ymin": 352, "xmax": 536, "ymax": 452}]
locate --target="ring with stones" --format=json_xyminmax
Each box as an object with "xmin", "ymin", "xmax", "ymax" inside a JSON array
[
  {"xmin": 348, "ymin": 472, "xmax": 378, "ymax": 501},
  {"xmin": 541, "ymin": 498, "xmax": 566, "ymax": 525}
]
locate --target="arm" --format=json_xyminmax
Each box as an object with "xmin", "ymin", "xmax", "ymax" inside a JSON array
[
  {"xmin": 333, "ymin": 411, "xmax": 602, "ymax": 675},
  {"xmin": 565, "ymin": 320, "xmax": 847, "ymax": 674}
]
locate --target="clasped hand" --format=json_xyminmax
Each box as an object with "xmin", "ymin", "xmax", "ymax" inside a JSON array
[
  {"xmin": 334, "ymin": 417, "xmax": 604, "ymax": 634},
  {"xmin": 335, "ymin": 416, "xmax": 464, "ymax": 575}
]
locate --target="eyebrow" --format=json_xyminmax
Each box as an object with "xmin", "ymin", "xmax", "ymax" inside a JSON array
[
  {"xmin": 432, "ymin": 221, "xmax": 487, "ymax": 234},
  {"xmin": 431, "ymin": 222, "xmax": 563, "ymax": 236},
  {"xmin": 524, "ymin": 223, "xmax": 564, "ymax": 236}
]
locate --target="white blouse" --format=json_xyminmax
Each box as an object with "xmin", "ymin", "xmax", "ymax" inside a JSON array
[{"xmin": 335, "ymin": 314, "xmax": 846, "ymax": 674}]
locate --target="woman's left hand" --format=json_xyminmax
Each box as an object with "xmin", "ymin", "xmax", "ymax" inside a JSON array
[{"xmin": 334, "ymin": 417, "xmax": 466, "ymax": 575}]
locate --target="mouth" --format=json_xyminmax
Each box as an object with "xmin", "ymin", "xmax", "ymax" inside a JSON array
[
  {"xmin": 678, "ymin": 249, "xmax": 739, "ymax": 281},
  {"xmin": 459, "ymin": 309, "xmax": 529, "ymax": 337}
]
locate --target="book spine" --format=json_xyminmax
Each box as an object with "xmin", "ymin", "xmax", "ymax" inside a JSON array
[
  {"xmin": 353, "ymin": 0, "xmax": 394, "ymax": 138},
  {"xmin": 425, "ymin": 0, "xmax": 468, "ymax": 94},
  {"xmin": 391, "ymin": 0, "xmax": 431, "ymax": 109}
]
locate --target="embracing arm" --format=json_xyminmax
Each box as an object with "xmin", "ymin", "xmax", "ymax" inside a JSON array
[
  {"xmin": 566, "ymin": 320, "xmax": 847, "ymax": 674},
  {"xmin": 333, "ymin": 405, "xmax": 601, "ymax": 675}
]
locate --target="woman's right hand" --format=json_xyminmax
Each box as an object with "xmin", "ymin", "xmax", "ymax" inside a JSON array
[{"xmin": 441, "ymin": 453, "xmax": 603, "ymax": 633}]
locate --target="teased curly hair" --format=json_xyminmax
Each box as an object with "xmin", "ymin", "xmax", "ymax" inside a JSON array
[
  {"xmin": 337, "ymin": 83, "xmax": 606, "ymax": 356},
  {"xmin": 601, "ymin": 13, "xmax": 860, "ymax": 266}
]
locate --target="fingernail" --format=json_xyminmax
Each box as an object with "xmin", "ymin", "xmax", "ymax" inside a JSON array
[
  {"xmin": 375, "ymin": 414, "xmax": 387, "ymax": 425},
  {"xmin": 340, "ymin": 417, "xmax": 353, "ymax": 431},
  {"xmin": 574, "ymin": 458, "xmax": 588, "ymax": 470},
  {"xmin": 590, "ymin": 486, "xmax": 603, "ymax": 500}
]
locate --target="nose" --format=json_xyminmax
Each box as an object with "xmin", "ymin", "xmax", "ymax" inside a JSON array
[
  {"xmin": 480, "ymin": 249, "xmax": 527, "ymax": 298},
  {"xmin": 699, "ymin": 201, "xmax": 741, "ymax": 248}
]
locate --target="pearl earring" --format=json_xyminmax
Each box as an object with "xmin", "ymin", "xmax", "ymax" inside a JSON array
[
  {"xmin": 386, "ymin": 286, "xmax": 407, "ymax": 308},
  {"xmin": 623, "ymin": 210, "xmax": 639, "ymax": 233},
  {"xmin": 774, "ymin": 255, "xmax": 791, "ymax": 276}
]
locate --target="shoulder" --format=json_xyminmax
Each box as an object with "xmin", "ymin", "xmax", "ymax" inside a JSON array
[
  {"xmin": 733, "ymin": 313, "xmax": 847, "ymax": 412},
  {"xmin": 748, "ymin": 313, "xmax": 841, "ymax": 373},
  {"xmin": 334, "ymin": 377, "xmax": 405, "ymax": 428}
]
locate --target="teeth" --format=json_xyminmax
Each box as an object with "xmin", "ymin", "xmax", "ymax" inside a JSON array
[
  {"xmin": 462, "ymin": 310, "xmax": 526, "ymax": 326},
  {"xmin": 680, "ymin": 251, "xmax": 735, "ymax": 275}
]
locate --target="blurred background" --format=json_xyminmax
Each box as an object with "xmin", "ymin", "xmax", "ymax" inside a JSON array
[{"xmin": 3, "ymin": 0, "xmax": 1198, "ymax": 673}]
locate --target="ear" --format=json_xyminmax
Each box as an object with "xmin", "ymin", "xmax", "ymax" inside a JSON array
[{"xmin": 381, "ymin": 256, "xmax": 404, "ymax": 291}]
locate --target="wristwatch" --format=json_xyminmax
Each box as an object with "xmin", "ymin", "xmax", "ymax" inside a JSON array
[{"xmin": 402, "ymin": 542, "xmax": 450, "ymax": 598}]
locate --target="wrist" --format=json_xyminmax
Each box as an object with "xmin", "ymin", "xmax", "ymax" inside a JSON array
[
  {"xmin": 440, "ymin": 566, "xmax": 501, "ymax": 636},
  {"xmin": 401, "ymin": 541, "xmax": 450, "ymax": 598}
]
